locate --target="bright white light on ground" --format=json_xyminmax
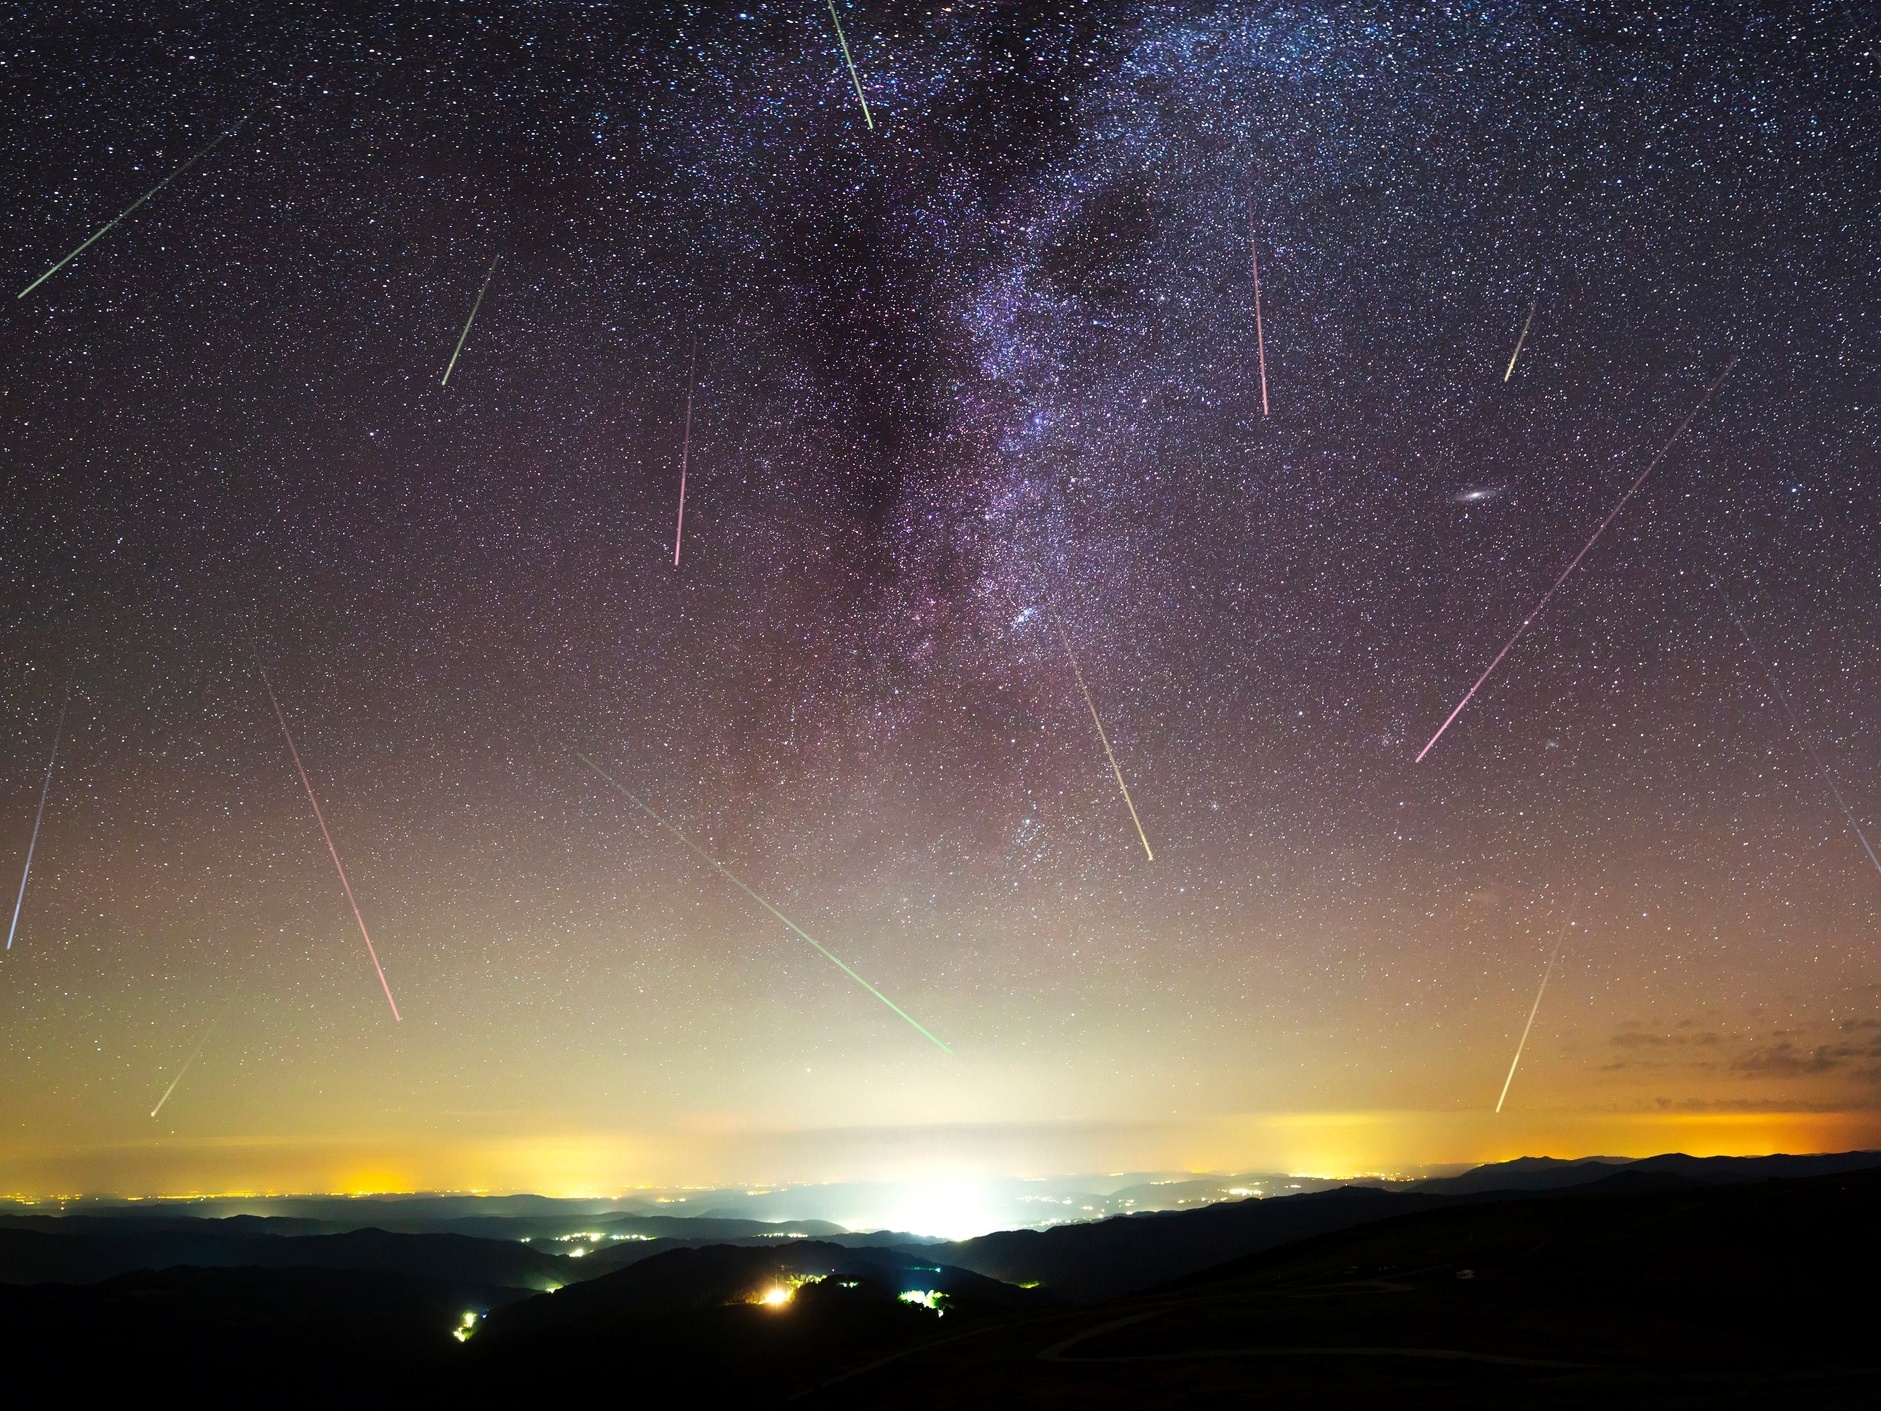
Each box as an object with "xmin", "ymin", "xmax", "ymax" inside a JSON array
[{"xmin": 884, "ymin": 1183, "xmax": 1002, "ymax": 1239}]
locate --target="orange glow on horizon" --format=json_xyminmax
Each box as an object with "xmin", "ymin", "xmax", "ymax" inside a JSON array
[{"xmin": 3, "ymin": 1107, "xmax": 1878, "ymax": 1202}]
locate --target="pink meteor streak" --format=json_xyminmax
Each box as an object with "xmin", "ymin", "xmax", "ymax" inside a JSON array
[
  {"xmin": 1416, "ymin": 358, "xmax": 1738, "ymax": 763},
  {"xmin": 257, "ymin": 661, "xmax": 400, "ymax": 1020},
  {"xmin": 673, "ymin": 339, "xmax": 697, "ymax": 567},
  {"xmin": 1248, "ymin": 214, "xmax": 1270, "ymax": 418}
]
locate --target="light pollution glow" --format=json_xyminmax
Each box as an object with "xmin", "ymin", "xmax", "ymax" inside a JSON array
[{"xmin": 5, "ymin": 1108, "xmax": 1877, "ymax": 1232}]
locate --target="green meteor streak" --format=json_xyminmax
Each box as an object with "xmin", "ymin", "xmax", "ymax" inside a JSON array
[
  {"xmin": 441, "ymin": 253, "xmax": 501, "ymax": 387},
  {"xmin": 826, "ymin": 0, "xmax": 875, "ymax": 131},
  {"xmin": 18, "ymin": 128, "xmax": 236, "ymax": 301},
  {"xmin": 150, "ymin": 1003, "xmax": 230, "ymax": 1119},
  {"xmin": 575, "ymin": 751, "xmax": 951, "ymax": 1054}
]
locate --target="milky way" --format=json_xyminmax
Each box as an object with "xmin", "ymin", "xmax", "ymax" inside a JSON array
[{"xmin": 1, "ymin": 4, "xmax": 1878, "ymax": 1192}]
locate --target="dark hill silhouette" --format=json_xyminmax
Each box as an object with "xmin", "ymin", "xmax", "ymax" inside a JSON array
[
  {"xmin": 0, "ymin": 1225, "xmax": 566, "ymax": 1290},
  {"xmin": 482, "ymin": 1239, "xmax": 1042, "ymax": 1332},
  {"xmin": 1406, "ymin": 1153, "xmax": 1631, "ymax": 1191},
  {"xmin": 1545, "ymin": 1165, "xmax": 1703, "ymax": 1194},
  {"xmin": 915, "ymin": 1186, "xmax": 1477, "ymax": 1299},
  {"xmin": 1408, "ymin": 1148, "xmax": 1881, "ymax": 1194},
  {"xmin": 560, "ymin": 1229, "xmax": 937, "ymax": 1279},
  {"xmin": 0, "ymin": 1212, "xmax": 348, "ymax": 1238},
  {"xmin": 1, "ymin": 1199, "xmax": 853, "ymax": 1243},
  {"xmin": 454, "ymin": 1240, "xmax": 1041, "ymax": 1403},
  {"xmin": 0, "ymin": 1264, "xmax": 505, "ymax": 1403},
  {"xmin": 914, "ymin": 1149, "xmax": 1881, "ymax": 1299},
  {"xmin": 596, "ymin": 1212, "xmax": 848, "ymax": 1239},
  {"xmin": 804, "ymin": 1167, "xmax": 1881, "ymax": 1410}
]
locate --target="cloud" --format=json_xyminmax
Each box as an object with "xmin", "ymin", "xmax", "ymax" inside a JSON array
[
  {"xmin": 1612, "ymin": 1029, "xmax": 1721, "ymax": 1050},
  {"xmin": 1732, "ymin": 1043, "xmax": 1848, "ymax": 1078},
  {"xmin": 1650, "ymin": 1096, "xmax": 1854, "ymax": 1114},
  {"xmin": 1603, "ymin": 1023, "xmax": 1724, "ymax": 1068},
  {"xmin": 1729, "ymin": 1025, "xmax": 1881, "ymax": 1080},
  {"xmin": 1605, "ymin": 1018, "xmax": 1881, "ymax": 1081}
]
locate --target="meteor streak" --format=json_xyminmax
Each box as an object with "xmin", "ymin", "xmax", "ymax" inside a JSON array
[
  {"xmin": 1496, "ymin": 909, "xmax": 1573, "ymax": 1113},
  {"xmin": 441, "ymin": 253, "xmax": 501, "ymax": 387},
  {"xmin": 6, "ymin": 693, "xmax": 70, "ymax": 951},
  {"xmin": 1248, "ymin": 212, "xmax": 1270, "ymax": 417},
  {"xmin": 673, "ymin": 338, "xmax": 697, "ymax": 567},
  {"xmin": 1416, "ymin": 358, "xmax": 1738, "ymax": 762},
  {"xmin": 258, "ymin": 661, "xmax": 400, "ymax": 1019},
  {"xmin": 18, "ymin": 128, "xmax": 235, "ymax": 300},
  {"xmin": 1057, "ymin": 625, "xmax": 1154, "ymax": 862},
  {"xmin": 574, "ymin": 752, "xmax": 950, "ymax": 1052},
  {"xmin": 826, "ymin": 0, "xmax": 875, "ymax": 131},
  {"xmin": 150, "ymin": 1007, "xmax": 226, "ymax": 1118},
  {"xmin": 1715, "ymin": 582, "xmax": 1881, "ymax": 879},
  {"xmin": 1504, "ymin": 299, "xmax": 1536, "ymax": 382}
]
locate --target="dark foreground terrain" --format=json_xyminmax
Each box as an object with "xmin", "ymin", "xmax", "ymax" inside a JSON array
[
  {"xmin": 2, "ymin": 1162, "xmax": 1878, "ymax": 1406},
  {"xmin": 802, "ymin": 1167, "xmax": 1881, "ymax": 1410}
]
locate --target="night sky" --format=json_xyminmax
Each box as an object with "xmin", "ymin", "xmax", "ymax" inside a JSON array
[{"xmin": 3, "ymin": 2, "xmax": 1879, "ymax": 1202}]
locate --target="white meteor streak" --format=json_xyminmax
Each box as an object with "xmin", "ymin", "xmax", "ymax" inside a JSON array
[
  {"xmin": 18, "ymin": 128, "xmax": 236, "ymax": 300},
  {"xmin": 1715, "ymin": 582, "xmax": 1881, "ymax": 878},
  {"xmin": 151, "ymin": 1008, "xmax": 225, "ymax": 1118},
  {"xmin": 1249, "ymin": 215, "xmax": 1270, "ymax": 417},
  {"xmin": 1057, "ymin": 625, "xmax": 1154, "ymax": 862},
  {"xmin": 6, "ymin": 694, "xmax": 70, "ymax": 951},
  {"xmin": 1496, "ymin": 910, "xmax": 1573, "ymax": 1113},
  {"xmin": 1417, "ymin": 358, "xmax": 1738, "ymax": 763},
  {"xmin": 441, "ymin": 253, "xmax": 501, "ymax": 387},
  {"xmin": 258, "ymin": 661, "xmax": 401, "ymax": 1019},
  {"xmin": 826, "ymin": 0, "xmax": 875, "ymax": 131},
  {"xmin": 575, "ymin": 752, "xmax": 950, "ymax": 1053},
  {"xmin": 673, "ymin": 339, "xmax": 697, "ymax": 567},
  {"xmin": 1504, "ymin": 299, "xmax": 1536, "ymax": 382}
]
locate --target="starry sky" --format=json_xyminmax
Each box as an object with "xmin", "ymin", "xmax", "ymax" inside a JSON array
[{"xmin": 2, "ymin": 2, "xmax": 1879, "ymax": 1199}]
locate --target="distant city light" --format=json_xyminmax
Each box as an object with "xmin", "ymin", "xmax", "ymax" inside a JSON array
[{"xmin": 886, "ymin": 1183, "xmax": 1002, "ymax": 1239}]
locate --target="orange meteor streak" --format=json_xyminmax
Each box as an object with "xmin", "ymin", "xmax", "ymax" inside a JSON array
[{"xmin": 1249, "ymin": 214, "xmax": 1270, "ymax": 417}]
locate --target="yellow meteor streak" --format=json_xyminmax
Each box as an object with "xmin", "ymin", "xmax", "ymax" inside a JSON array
[
  {"xmin": 441, "ymin": 253, "xmax": 501, "ymax": 387},
  {"xmin": 827, "ymin": 0, "xmax": 875, "ymax": 131},
  {"xmin": 18, "ymin": 128, "xmax": 236, "ymax": 300},
  {"xmin": 574, "ymin": 752, "xmax": 951, "ymax": 1053},
  {"xmin": 1057, "ymin": 624, "xmax": 1154, "ymax": 862},
  {"xmin": 1503, "ymin": 299, "xmax": 1536, "ymax": 382}
]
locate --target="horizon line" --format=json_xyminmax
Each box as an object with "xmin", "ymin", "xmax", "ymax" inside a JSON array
[{"xmin": 5, "ymin": 1144, "xmax": 1877, "ymax": 1206}]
